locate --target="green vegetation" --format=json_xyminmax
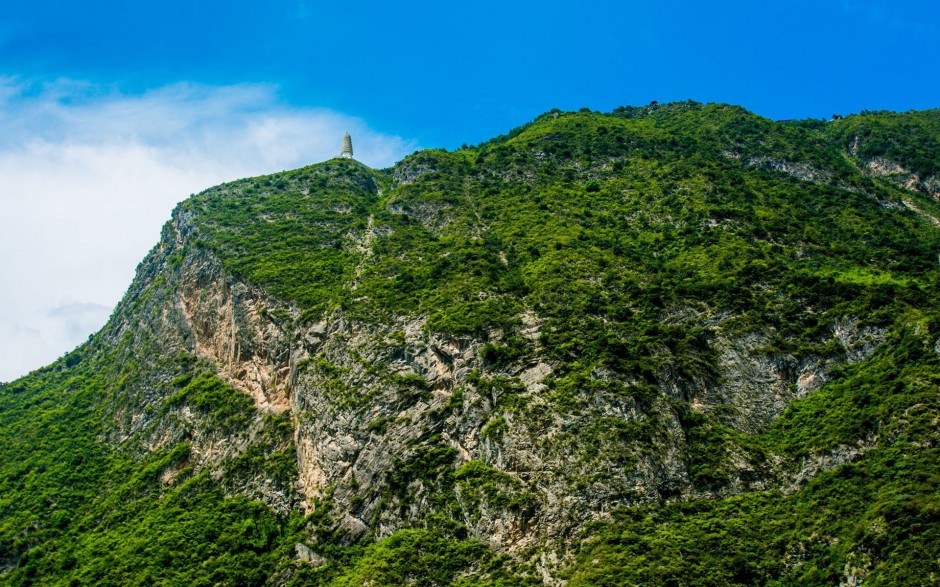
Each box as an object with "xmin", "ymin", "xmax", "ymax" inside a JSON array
[
  {"xmin": 3, "ymin": 103, "xmax": 940, "ymax": 584},
  {"xmin": 826, "ymin": 108, "xmax": 940, "ymax": 178},
  {"xmin": 454, "ymin": 460, "xmax": 534, "ymax": 514},
  {"xmin": 165, "ymin": 370, "xmax": 256, "ymax": 431},
  {"xmin": 188, "ymin": 160, "xmax": 384, "ymax": 315},
  {"xmin": 321, "ymin": 528, "xmax": 534, "ymax": 587},
  {"xmin": 184, "ymin": 104, "xmax": 940, "ymax": 375},
  {"xmin": 566, "ymin": 316, "xmax": 940, "ymax": 585},
  {"xmin": 0, "ymin": 356, "xmax": 302, "ymax": 586}
]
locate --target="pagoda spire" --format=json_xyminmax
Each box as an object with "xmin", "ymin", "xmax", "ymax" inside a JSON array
[{"xmin": 340, "ymin": 132, "xmax": 353, "ymax": 159}]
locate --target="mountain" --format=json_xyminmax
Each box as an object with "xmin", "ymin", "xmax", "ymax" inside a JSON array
[{"xmin": 2, "ymin": 102, "xmax": 939, "ymax": 586}]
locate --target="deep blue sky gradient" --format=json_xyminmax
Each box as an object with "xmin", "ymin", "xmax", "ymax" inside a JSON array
[{"xmin": 3, "ymin": 0, "xmax": 939, "ymax": 148}]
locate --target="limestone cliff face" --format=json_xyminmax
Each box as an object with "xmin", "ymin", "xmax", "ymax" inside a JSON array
[
  {"xmin": 77, "ymin": 107, "xmax": 940, "ymax": 582},
  {"xmin": 97, "ymin": 209, "xmax": 302, "ymax": 513},
  {"xmin": 95, "ymin": 195, "xmax": 888, "ymax": 569},
  {"xmin": 7, "ymin": 105, "xmax": 940, "ymax": 586}
]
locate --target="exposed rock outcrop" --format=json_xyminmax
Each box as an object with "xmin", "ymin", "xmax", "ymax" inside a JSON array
[
  {"xmin": 92, "ymin": 200, "xmax": 893, "ymax": 568},
  {"xmin": 864, "ymin": 155, "xmax": 940, "ymax": 199}
]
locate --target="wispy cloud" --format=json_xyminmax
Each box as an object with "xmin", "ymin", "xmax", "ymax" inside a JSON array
[{"xmin": 0, "ymin": 79, "xmax": 417, "ymax": 382}]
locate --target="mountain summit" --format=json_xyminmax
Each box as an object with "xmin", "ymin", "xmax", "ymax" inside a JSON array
[{"xmin": 2, "ymin": 102, "xmax": 940, "ymax": 585}]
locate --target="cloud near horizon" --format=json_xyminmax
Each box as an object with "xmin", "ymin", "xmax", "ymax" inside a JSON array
[{"xmin": 0, "ymin": 79, "xmax": 417, "ymax": 382}]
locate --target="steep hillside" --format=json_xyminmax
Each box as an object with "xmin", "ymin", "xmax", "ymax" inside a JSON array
[{"xmin": 2, "ymin": 102, "xmax": 939, "ymax": 586}]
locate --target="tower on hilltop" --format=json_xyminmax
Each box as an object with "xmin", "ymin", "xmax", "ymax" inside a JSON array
[{"xmin": 340, "ymin": 132, "xmax": 353, "ymax": 159}]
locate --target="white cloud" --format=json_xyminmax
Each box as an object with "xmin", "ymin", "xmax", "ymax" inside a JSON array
[{"xmin": 0, "ymin": 79, "xmax": 417, "ymax": 382}]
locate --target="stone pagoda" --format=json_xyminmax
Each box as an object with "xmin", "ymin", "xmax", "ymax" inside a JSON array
[{"xmin": 340, "ymin": 132, "xmax": 353, "ymax": 159}]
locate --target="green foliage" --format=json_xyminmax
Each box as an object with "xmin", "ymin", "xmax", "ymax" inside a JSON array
[
  {"xmin": 384, "ymin": 443, "xmax": 460, "ymax": 513},
  {"xmin": 180, "ymin": 107, "xmax": 940, "ymax": 387},
  {"xmin": 826, "ymin": 109, "xmax": 940, "ymax": 178},
  {"xmin": 766, "ymin": 312, "xmax": 940, "ymax": 457},
  {"xmin": 54, "ymin": 473, "xmax": 296, "ymax": 587},
  {"xmin": 165, "ymin": 370, "xmax": 255, "ymax": 431},
  {"xmin": 481, "ymin": 336, "xmax": 528, "ymax": 369},
  {"xmin": 565, "ymin": 316, "xmax": 940, "ymax": 585},
  {"xmin": 0, "ymin": 357, "xmax": 301, "ymax": 587},
  {"xmin": 168, "ymin": 104, "xmax": 940, "ymax": 583},
  {"xmin": 5, "ymin": 103, "xmax": 940, "ymax": 584},
  {"xmin": 454, "ymin": 461, "xmax": 534, "ymax": 512},
  {"xmin": 184, "ymin": 159, "xmax": 381, "ymax": 314},
  {"xmin": 324, "ymin": 527, "xmax": 535, "ymax": 587},
  {"xmin": 671, "ymin": 402, "xmax": 735, "ymax": 489}
]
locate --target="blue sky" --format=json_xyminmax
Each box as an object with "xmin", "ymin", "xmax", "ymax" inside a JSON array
[
  {"xmin": 5, "ymin": 0, "xmax": 938, "ymax": 146},
  {"xmin": 1, "ymin": 0, "xmax": 938, "ymax": 380}
]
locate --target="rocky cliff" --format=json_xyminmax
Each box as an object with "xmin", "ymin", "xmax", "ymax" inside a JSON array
[{"xmin": 2, "ymin": 102, "xmax": 940, "ymax": 586}]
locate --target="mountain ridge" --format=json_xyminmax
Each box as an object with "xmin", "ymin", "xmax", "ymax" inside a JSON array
[{"xmin": 2, "ymin": 101, "xmax": 939, "ymax": 585}]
